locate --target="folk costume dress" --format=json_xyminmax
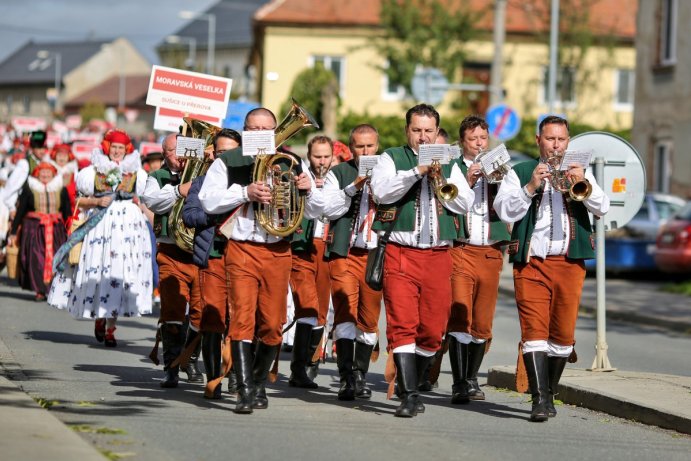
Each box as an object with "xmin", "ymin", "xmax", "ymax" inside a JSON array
[{"xmin": 48, "ymin": 149, "xmax": 153, "ymax": 320}]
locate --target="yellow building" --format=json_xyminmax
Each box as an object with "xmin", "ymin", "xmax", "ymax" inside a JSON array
[{"xmin": 252, "ymin": 0, "xmax": 636, "ymax": 131}]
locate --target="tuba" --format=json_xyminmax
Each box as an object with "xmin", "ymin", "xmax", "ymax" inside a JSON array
[
  {"xmin": 168, "ymin": 117, "xmax": 222, "ymax": 252},
  {"xmin": 253, "ymin": 99, "xmax": 319, "ymax": 237},
  {"xmin": 544, "ymin": 151, "xmax": 592, "ymax": 201}
]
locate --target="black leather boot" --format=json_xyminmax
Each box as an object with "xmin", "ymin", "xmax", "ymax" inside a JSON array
[
  {"xmin": 466, "ymin": 341, "xmax": 487, "ymax": 400},
  {"xmin": 160, "ymin": 323, "xmax": 184, "ymax": 388},
  {"xmin": 306, "ymin": 326, "xmax": 324, "ymax": 381},
  {"xmin": 523, "ymin": 351, "xmax": 549, "ymax": 422},
  {"xmin": 289, "ymin": 323, "xmax": 318, "ymax": 389},
  {"xmin": 183, "ymin": 328, "xmax": 204, "ymax": 383},
  {"xmin": 253, "ymin": 342, "xmax": 279, "ymax": 409},
  {"xmin": 414, "ymin": 354, "xmax": 434, "ymax": 413},
  {"xmin": 353, "ymin": 341, "xmax": 374, "ymax": 399},
  {"xmin": 394, "ymin": 353, "xmax": 419, "ymax": 418},
  {"xmin": 202, "ymin": 332, "xmax": 223, "ymax": 399},
  {"xmin": 547, "ymin": 356, "xmax": 567, "ymax": 417},
  {"xmin": 336, "ymin": 338, "xmax": 355, "ymax": 401},
  {"xmin": 227, "ymin": 366, "xmax": 237, "ymax": 394},
  {"xmin": 448, "ymin": 336, "xmax": 470, "ymax": 404},
  {"xmin": 231, "ymin": 341, "xmax": 255, "ymax": 414}
]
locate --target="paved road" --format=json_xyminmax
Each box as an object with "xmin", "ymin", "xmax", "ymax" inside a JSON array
[{"xmin": 1, "ymin": 280, "xmax": 690, "ymax": 461}]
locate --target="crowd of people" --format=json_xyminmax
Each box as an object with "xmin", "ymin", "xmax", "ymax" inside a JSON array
[{"xmin": 0, "ymin": 104, "xmax": 609, "ymax": 422}]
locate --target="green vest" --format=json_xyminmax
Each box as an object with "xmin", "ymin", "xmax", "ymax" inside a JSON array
[
  {"xmin": 372, "ymin": 146, "xmax": 459, "ymax": 241},
  {"xmin": 325, "ymin": 160, "xmax": 360, "ymax": 258},
  {"xmin": 457, "ymin": 161, "xmax": 511, "ymax": 242},
  {"xmin": 149, "ymin": 165, "xmax": 178, "ymax": 238},
  {"xmin": 510, "ymin": 159, "xmax": 595, "ymax": 263},
  {"xmin": 291, "ymin": 218, "xmax": 316, "ymax": 253}
]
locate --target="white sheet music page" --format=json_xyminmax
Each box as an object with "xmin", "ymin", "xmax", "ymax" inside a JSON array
[
  {"xmin": 242, "ymin": 130, "xmax": 275, "ymax": 157},
  {"xmin": 175, "ymin": 136, "xmax": 206, "ymax": 159},
  {"xmin": 358, "ymin": 156, "xmax": 379, "ymax": 176},
  {"xmin": 418, "ymin": 144, "xmax": 449, "ymax": 166},
  {"xmin": 560, "ymin": 149, "xmax": 593, "ymax": 170},
  {"xmin": 479, "ymin": 143, "xmax": 510, "ymax": 175}
]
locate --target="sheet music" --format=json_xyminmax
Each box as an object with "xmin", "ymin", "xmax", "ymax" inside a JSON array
[
  {"xmin": 175, "ymin": 136, "xmax": 206, "ymax": 159},
  {"xmin": 560, "ymin": 149, "xmax": 593, "ymax": 170},
  {"xmin": 418, "ymin": 144, "xmax": 450, "ymax": 166},
  {"xmin": 358, "ymin": 155, "xmax": 379, "ymax": 176},
  {"xmin": 448, "ymin": 145, "xmax": 461, "ymax": 159},
  {"xmin": 478, "ymin": 143, "xmax": 510, "ymax": 175},
  {"xmin": 242, "ymin": 130, "xmax": 275, "ymax": 157}
]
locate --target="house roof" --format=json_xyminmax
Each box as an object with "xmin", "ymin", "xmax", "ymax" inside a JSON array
[
  {"xmin": 255, "ymin": 0, "xmax": 636, "ymax": 39},
  {"xmin": 0, "ymin": 40, "xmax": 110, "ymax": 86},
  {"xmin": 64, "ymin": 75, "xmax": 151, "ymax": 107},
  {"xmin": 159, "ymin": 0, "xmax": 272, "ymax": 49}
]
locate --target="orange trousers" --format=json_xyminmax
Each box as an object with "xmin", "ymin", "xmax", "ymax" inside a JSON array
[
  {"xmin": 513, "ymin": 256, "xmax": 586, "ymax": 346},
  {"xmin": 199, "ymin": 256, "xmax": 229, "ymax": 334},
  {"xmin": 157, "ymin": 243, "xmax": 201, "ymax": 327},
  {"xmin": 225, "ymin": 240, "xmax": 291, "ymax": 346},
  {"xmin": 290, "ymin": 239, "xmax": 331, "ymax": 325}
]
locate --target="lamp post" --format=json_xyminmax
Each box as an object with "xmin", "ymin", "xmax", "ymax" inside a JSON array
[
  {"xmin": 179, "ymin": 10, "xmax": 215, "ymax": 75},
  {"xmin": 166, "ymin": 35, "xmax": 197, "ymax": 70},
  {"xmin": 37, "ymin": 50, "xmax": 61, "ymax": 113}
]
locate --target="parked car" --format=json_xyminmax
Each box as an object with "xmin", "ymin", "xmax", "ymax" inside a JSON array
[
  {"xmin": 654, "ymin": 201, "xmax": 691, "ymax": 274},
  {"xmin": 586, "ymin": 192, "xmax": 686, "ymax": 273}
]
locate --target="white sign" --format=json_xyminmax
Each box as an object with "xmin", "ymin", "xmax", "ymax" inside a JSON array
[
  {"xmin": 418, "ymin": 144, "xmax": 450, "ymax": 166},
  {"xmin": 65, "ymin": 115, "xmax": 82, "ymax": 130},
  {"xmin": 11, "ymin": 116, "xmax": 47, "ymax": 133},
  {"xmin": 146, "ymin": 65, "xmax": 232, "ymax": 120},
  {"xmin": 176, "ymin": 136, "xmax": 206, "ymax": 159},
  {"xmin": 242, "ymin": 130, "xmax": 275, "ymax": 157},
  {"xmin": 358, "ymin": 155, "xmax": 379, "ymax": 176},
  {"xmin": 153, "ymin": 107, "xmax": 222, "ymax": 133},
  {"xmin": 560, "ymin": 149, "xmax": 593, "ymax": 170},
  {"xmin": 72, "ymin": 141, "xmax": 99, "ymax": 161},
  {"xmin": 478, "ymin": 143, "xmax": 511, "ymax": 176}
]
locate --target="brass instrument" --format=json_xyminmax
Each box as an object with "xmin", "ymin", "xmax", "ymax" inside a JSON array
[
  {"xmin": 429, "ymin": 159, "xmax": 458, "ymax": 202},
  {"xmin": 473, "ymin": 146, "xmax": 512, "ymax": 184},
  {"xmin": 168, "ymin": 117, "xmax": 222, "ymax": 252},
  {"xmin": 253, "ymin": 99, "xmax": 319, "ymax": 237},
  {"xmin": 544, "ymin": 151, "xmax": 592, "ymax": 201}
]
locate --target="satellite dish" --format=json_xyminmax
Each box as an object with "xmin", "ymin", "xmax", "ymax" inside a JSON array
[{"xmin": 569, "ymin": 131, "xmax": 646, "ymax": 231}]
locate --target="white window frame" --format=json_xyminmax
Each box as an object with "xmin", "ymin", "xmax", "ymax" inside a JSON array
[
  {"xmin": 539, "ymin": 66, "xmax": 577, "ymax": 109},
  {"xmin": 308, "ymin": 55, "xmax": 346, "ymax": 97},
  {"xmin": 380, "ymin": 61, "xmax": 406, "ymax": 101},
  {"xmin": 653, "ymin": 140, "xmax": 672, "ymax": 193},
  {"xmin": 659, "ymin": 0, "xmax": 678, "ymax": 66},
  {"xmin": 613, "ymin": 68, "xmax": 635, "ymax": 112}
]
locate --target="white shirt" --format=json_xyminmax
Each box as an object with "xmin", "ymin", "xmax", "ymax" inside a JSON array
[
  {"xmin": 323, "ymin": 170, "xmax": 378, "ymax": 250},
  {"xmin": 493, "ymin": 167, "xmax": 610, "ymax": 259},
  {"xmin": 369, "ymin": 149, "xmax": 474, "ymax": 248},
  {"xmin": 198, "ymin": 156, "xmax": 325, "ymax": 244},
  {"xmin": 0, "ymin": 158, "xmax": 29, "ymax": 210},
  {"xmin": 461, "ymin": 157, "xmax": 496, "ymax": 246},
  {"xmin": 140, "ymin": 169, "xmax": 181, "ymax": 245}
]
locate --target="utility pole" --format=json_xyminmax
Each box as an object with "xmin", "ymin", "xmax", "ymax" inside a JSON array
[{"xmin": 489, "ymin": 0, "xmax": 506, "ymax": 109}]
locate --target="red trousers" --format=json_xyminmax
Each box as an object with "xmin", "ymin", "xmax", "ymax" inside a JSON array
[
  {"xmin": 225, "ymin": 240, "xmax": 291, "ymax": 346},
  {"xmin": 329, "ymin": 249, "xmax": 382, "ymax": 334},
  {"xmin": 290, "ymin": 239, "xmax": 331, "ymax": 325},
  {"xmin": 157, "ymin": 243, "xmax": 201, "ymax": 327},
  {"xmin": 383, "ymin": 243, "xmax": 452, "ymax": 351},
  {"xmin": 199, "ymin": 256, "xmax": 229, "ymax": 334},
  {"xmin": 448, "ymin": 243, "xmax": 503, "ymax": 340},
  {"xmin": 513, "ymin": 256, "xmax": 586, "ymax": 346}
]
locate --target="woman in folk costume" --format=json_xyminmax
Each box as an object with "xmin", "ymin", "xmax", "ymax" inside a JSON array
[
  {"xmin": 48, "ymin": 129, "xmax": 153, "ymax": 347},
  {"xmin": 7, "ymin": 162, "xmax": 70, "ymax": 301},
  {"xmin": 50, "ymin": 143, "xmax": 78, "ymax": 212}
]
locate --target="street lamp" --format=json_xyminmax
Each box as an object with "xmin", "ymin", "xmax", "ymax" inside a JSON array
[
  {"xmin": 166, "ymin": 35, "xmax": 197, "ymax": 70},
  {"xmin": 37, "ymin": 50, "xmax": 61, "ymax": 113},
  {"xmin": 179, "ymin": 10, "xmax": 215, "ymax": 75}
]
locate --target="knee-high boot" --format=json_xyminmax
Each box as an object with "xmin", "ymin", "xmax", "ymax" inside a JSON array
[
  {"xmin": 523, "ymin": 351, "xmax": 549, "ymax": 422},
  {"xmin": 231, "ymin": 341, "xmax": 255, "ymax": 414},
  {"xmin": 160, "ymin": 323, "xmax": 185, "ymax": 388},
  {"xmin": 289, "ymin": 323, "xmax": 318, "ymax": 388},
  {"xmin": 353, "ymin": 341, "xmax": 375, "ymax": 399},
  {"xmin": 414, "ymin": 354, "xmax": 434, "ymax": 414},
  {"xmin": 393, "ymin": 353, "xmax": 419, "ymax": 418},
  {"xmin": 201, "ymin": 332, "xmax": 223, "ymax": 399},
  {"xmin": 253, "ymin": 342, "xmax": 279, "ymax": 409},
  {"xmin": 306, "ymin": 326, "xmax": 324, "ymax": 381},
  {"xmin": 547, "ymin": 356, "xmax": 568, "ymax": 417},
  {"xmin": 448, "ymin": 336, "xmax": 470, "ymax": 404},
  {"xmin": 466, "ymin": 341, "xmax": 487, "ymax": 400},
  {"xmin": 183, "ymin": 328, "xmax": 204, "ymax": 383},
  {"xmin": 336, "ymin": 338, "xmax": 355, "ymax": 401}
]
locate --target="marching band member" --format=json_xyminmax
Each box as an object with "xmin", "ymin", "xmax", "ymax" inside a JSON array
[
  {"xmin": 198, "ymin": 108, "xmax": 324, "ymax": 414},
  {"xmin": 141, "ymin": 133, "xmax": 203, "ymax": 388},
  {"xmin": 493, "ymin": 115, "xmax": 609, "ymax": 422},
  {"xmin": 447, "ymin": 115, "xmax": 511, "ymax": 404},
  {"xmin": 322, "ymin": 124, "xmax": 382, "ymax": 401},
  {"xmin": 288, "ymin": 135, "xmax": 334, "ymax": 389},
  {"xmin": 1, "ymin": 130, "xmax": 49, "ymax": 214},
  {"xmin": 370, "ymin": 104, "xmax": 474, "ymax": 417}
]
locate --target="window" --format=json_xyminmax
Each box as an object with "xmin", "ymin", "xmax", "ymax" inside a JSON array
[
  {"xmin": 310, "ymin": 55, "xmax": 345, "ymax": 94},
  {"xmin": 381, "ymin": 61, "xmax": 405, "ymax": 101},
  {"xmin": 541, "ymin": 66, "xmax": 576, "ymax": 106},
  {"xmin": 653, "ymin": 141, "xmax": 672, "ymax": 193},
  {"xmin": 614, "ymin": 69, "xmax": 635, "ymax": 110},
  {"xmin": 658, "ymin": 0, "xmax": 678, "ymax": 66}
]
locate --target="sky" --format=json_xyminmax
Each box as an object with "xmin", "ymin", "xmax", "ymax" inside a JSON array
[{"xmin": 0, "ymin": 0, "xmax": 218, "ymax": 64}]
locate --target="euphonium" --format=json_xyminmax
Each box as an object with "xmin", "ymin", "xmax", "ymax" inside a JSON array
[
  {"xmin": 429, "ymin": 159, "xmax": 458, "ymax": 202},
  {"xmin": 253, "ymin": 99, "xmax": 319, "ymax": 237},
  {"xmin": 544, "ymin": 151, "xmax": 592, "ymax": 201},
  {"xmin": 168, "ymin": 117, "xmax": 222, "ymax": 252}
]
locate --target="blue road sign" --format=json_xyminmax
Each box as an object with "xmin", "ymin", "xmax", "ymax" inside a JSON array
[
  {"xmin": 223, "ymin": 100, "xmax": 260, "ymax": 132},
  {"xmin": 486, "ymin": 104, "xmax": 521, "ymax": 141}
]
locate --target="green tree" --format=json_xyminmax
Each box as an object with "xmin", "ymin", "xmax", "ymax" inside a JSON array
[{"xmin": 79, "ymin": 100, "xmax": 105, "ymax": 124}]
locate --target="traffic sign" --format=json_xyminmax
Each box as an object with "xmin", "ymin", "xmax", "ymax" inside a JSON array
[
  {"xmin": 223, "ymin": 100, "xmax": 260, "ymax": 132},
  {"xmin": 486, "ymin": 104, "xmax": 521, "ymax": 141},
  {"xmin": 411, "ymin": 68, "xmax": 448, "ymax": 105}
]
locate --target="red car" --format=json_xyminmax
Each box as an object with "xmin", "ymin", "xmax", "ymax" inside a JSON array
[{"xmin": 655, "ymin": 202, "xmax": 691, "ymax": 273}]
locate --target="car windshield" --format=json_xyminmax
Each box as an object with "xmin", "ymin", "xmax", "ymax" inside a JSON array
[
  {"xmin": 654, "ymin": 199, "xmax": 684, "ymax": 220},
  {"xmin": 675, "ymin": 202, "xmax": 691, "ymax": 220}
]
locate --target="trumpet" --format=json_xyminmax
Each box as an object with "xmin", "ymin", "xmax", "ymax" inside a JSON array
[
  {"xmin": 429, "ymin": 159, "xmax": 458, "ymax": 202},
  {"xmin": 543, "ymin": 151, "xmax": 592, "ymax": 201}
]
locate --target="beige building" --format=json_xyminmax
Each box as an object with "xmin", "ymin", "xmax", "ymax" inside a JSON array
[
  {"xmin": 253, "ymin": 0, "xmax": 636, "ymax": 131},
  {"xmin": 632, "ymin": 0, "xmax": 691, "ymax": 198}
]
